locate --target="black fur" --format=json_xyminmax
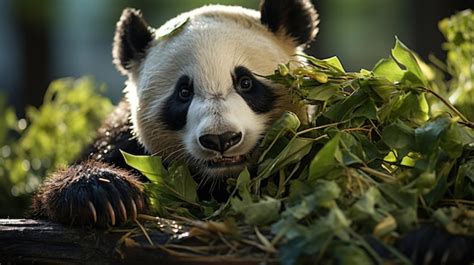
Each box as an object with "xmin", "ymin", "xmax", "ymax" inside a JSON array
[
  {"xmin": 233, "ymin": 66, "xmax": 278, "ymax": 114},
  {"xmin": 260, "ymin": 0, "xmax": 319, "ymax": 45},
  {"xmin": 113, "ymin": 8, "xmax": 154, "ymax": 74},
  {"xmin": 161, "ymin": 75, "xmax": 194, "ymax": 131},
  {"xmin": 80, "ymin": 101, "xmax": 146, "ymax": 168}
]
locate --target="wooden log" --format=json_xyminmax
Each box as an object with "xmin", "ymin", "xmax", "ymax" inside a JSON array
[{"xmin": 0, "ymin": 219, "xmax": 274, "ymax": 265}]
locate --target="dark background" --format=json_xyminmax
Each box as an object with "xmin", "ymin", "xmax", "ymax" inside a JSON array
[{"xmin": 0, "ymin": 0, "xmax": 471, "ymax": 116}]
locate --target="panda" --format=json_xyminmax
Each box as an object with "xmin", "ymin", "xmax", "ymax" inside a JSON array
[
  {"xmin": 32, "ymin": 0, "xmax": 473, "ymax": 264},
  {"xmin": 33, "ymin": 0, "xmax": 317, "ymax": 226}
]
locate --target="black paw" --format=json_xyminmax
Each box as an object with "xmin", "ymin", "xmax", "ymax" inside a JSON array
[{"xmin": 33, "ymin": 161, "xmax": 146, "ymax": 227}]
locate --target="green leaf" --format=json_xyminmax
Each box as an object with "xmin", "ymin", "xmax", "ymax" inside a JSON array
[
  {"xmin": 325, "ymin": 207, "xmax": 351, "ymax": 239},
  {"xmin": 395, "ymin": 92, "xmax": 429, "ymax": 123},
  {"xmin": 121, "ymin": 151, "xmax": 166, "ymax": 183},
  {"xmin": 333, "ymin": 245, "xmax": 373, "ymax": 265},
  {"xmin": 381, "ymin": 120, "xmax": 415, "ymax": 150},
  {"xmin": 391, "ymin": 37, "xmax": 428, "ymax": 86},
  {"xmin": 323, "ymin": 56, "xmax": 346, "ymax": 72},
  {"xmin": 285, "ymin": 180, "xmax": 341, "ymax": 220},
  {"xmin": 440, "ymin": 120, "xmax": 468, "ymax": 159},
  {"xmin": 260, "ymin": 111, "xmax": 300, "ymax": 149},
  {"xmin": 231, "ymin": 196, "xmax": 281, "ymax": 225},
  {"xmin": 353, "ymin": 99, "xmax": 377, "ymax": 119},
  {"xmin": 232, "ymin": 170, "xmax": 281, "ymax": 225},
  {"xmin": 379, "ymin": 184, "xmax": 417, "ymax": 209},
  {"xmin": 367, "ymin": 78, "xmax": 397, "ymax": 102},
  {"xmin": 156, "ymin": 16, "xmax": 189, "ymax": 40},
  {"xmin": 324, "ymin": 89, "xmax": 368, "ymax": 121},
  {"xmin": 392, "ymin": 207, "xmax": 418, "ymax": 232},
  {"xmin": 349, "ymin": 187, "xmax": 382, "ymax": 220},
  {"xmin": 167, "ymin": 162, "xmax": 198, "ymax": 203},
  {"xmin": 414, "ymin": 116, "xmax": 450, "ymax": 154},
  {"xmin": 306, "ymin": 83, "xmax": 340, "ymax": 101},
  {"xmin": 309, "ymin": 134, "xmax": 342, "ymax": 180},
  {"xmin": 258, "ymin": 137, "xmax": 313, "ymax": 179},
  {"xmin": 236, "ymin": 168, "xmax": 252, "ymax": 203},
  {"xmin": 373, "ymin": 58, "xmax": 405, "ymax": 83},
  {"xmin": 454, "ymin": 159, "xmax": 474, "ymax": 199}
]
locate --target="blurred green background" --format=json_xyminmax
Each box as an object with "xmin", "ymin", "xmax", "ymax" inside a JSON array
[{"xmin": 0, "ymin": 0, "xmax": 471, "ymax": 217}]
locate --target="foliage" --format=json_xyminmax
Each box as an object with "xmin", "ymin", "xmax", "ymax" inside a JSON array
[
  {"xmin": 0, "ymin": 8, "xmax": 471, "ymax": 265},
  {"xmin": 123, "ymin": 10, "xmax": 474, "ymax": 265},
  {"xmin": 431, "ymin": 9, "xmax": 474, "ymax": 121},
  {"xmin": 0, "ymin": 77, "xmax": 112, "ymax": 216}
]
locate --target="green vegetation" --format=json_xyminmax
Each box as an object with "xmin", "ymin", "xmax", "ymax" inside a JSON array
[
  {"xmin": 434, "ymin": 9, "xmax": 474, "ymax": 121},
  {"xmin": 0, "ymin": 77, "xmax": 112, "ymax": 216},
  {"xmin": 0, "ymin": 8, "xmax": 471, "ymax": 265},
  {"xmin": 122, "ymin": 10, "xmax": 474, "ymax": 264}
]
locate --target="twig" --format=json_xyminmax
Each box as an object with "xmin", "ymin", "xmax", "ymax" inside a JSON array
[
  {"xmin": 296, "ymin": 120, "xmax": 349, "ymax": 136},
  {"xmin": 419, "ymin": 86, "xmax": 474, "ymax": 129},
  {"xmin": 358, "ymin": 166, "xmax": 396, "ymax": 183},
  {"xmin": 254, "ymin": 226, "xmax": 277, "ymax": 253},
  {"xmin": 163, "ymin": 244, "xmax": 229, "ymax": 254},
  {"xmin": 240, "ymin": 238, "xmax": 276, "ymax": 253},
  {"xmin": 135, "ymin": 219, "xmax": 154, "ymax": 246},
  {"xmin": 440, "ymin": 199, "xmax": 474, "ymax": 206}
]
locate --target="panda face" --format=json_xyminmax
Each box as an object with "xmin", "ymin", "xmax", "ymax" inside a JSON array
[{"xmin": 114, "ymin": 2, "xmax": 319, "ymax": 179}]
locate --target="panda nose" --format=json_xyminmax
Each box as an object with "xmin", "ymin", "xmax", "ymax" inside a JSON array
[{"xmin": 199, "ymin": 132, "xmax": 243, "ymax": 153}]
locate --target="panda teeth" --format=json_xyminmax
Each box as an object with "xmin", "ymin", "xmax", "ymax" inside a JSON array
[
  {"xmin": 212, "ymin": 155, "xmax": 242, "ymax": 163},
  {"xmin": 209, "ymin": 155, "xmax": 245, "ymax": 166}
]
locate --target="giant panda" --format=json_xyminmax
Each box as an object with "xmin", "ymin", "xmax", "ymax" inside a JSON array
[
  {"xmin": 33, "ymin": 0, "xmax": 317, "ymax": 226},
  {"xmin": 32, "ymin": 0, "xmax": 473, "ymax": 264}
]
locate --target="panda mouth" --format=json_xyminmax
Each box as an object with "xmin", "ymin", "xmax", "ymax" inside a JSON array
[{"xmin": 207, "ymin": 155, "xmax": 245, "ymax": 168}]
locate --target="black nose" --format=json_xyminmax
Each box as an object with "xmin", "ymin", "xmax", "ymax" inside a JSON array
[{"xmin": 199, "ymin": 132, "xmax": 243, "ymax": 153}]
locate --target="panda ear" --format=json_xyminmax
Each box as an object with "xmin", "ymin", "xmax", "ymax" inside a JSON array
[
  {"xmin": 113, "ymin": 8, "xmax": 154, "ymax": 75},
  {"xmin": 260, "ymin": 0, "xmax": 319, "ymax": 46}
]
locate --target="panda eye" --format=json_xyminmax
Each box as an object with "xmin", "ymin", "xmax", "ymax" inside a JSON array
[
  {"xmin": 238, "ymin": 76, "xmax": 253, "ymax": 92},
  {"xmin": 178, "ymin": 86, "xmax": 192, "ymax": 101}
]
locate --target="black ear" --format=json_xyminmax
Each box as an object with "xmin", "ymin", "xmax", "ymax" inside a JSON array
[
  {"xmin": 260, "ymin": 0, "xmax": 319, "ymax": 46},
  {"xmin": 113, "ymin": 8, "xmax": 154, "ymax": 75}
]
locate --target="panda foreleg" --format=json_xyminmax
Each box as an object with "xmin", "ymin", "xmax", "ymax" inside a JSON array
[{"xmin": 32, "ymin": 160, "xmax": 147, "ymax": 227}]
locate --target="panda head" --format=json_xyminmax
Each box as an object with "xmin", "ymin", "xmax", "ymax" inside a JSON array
[{"xmin": 113, "ymin": 0, "xmax": 318, "ymax": 179}]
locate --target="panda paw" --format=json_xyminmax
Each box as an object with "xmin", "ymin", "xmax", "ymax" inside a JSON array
[{"xmin": 33, "ymin": 161, "xmax": 146, "ymax": 227}]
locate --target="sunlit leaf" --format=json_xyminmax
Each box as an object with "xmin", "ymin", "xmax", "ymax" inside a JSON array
[
  {"xmin": 373, "ymin": 58, "xmax": 404, "ymax": 83},
  {"xmin": 391, "ymin": 37, "xmax": 428, "ymax": 86},
  {"xmin": 122, "ymin": 151, "xmax": 166, "ymax": 183}
]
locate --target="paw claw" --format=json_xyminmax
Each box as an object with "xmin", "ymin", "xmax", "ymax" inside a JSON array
[
  {"xmin": 106, "ymin": 201, "xmax": 116, "ymax": 226},
  {"xmin": 118, "ymin": 199, "xmax": 127, "ymax": 222},
  {"xmin": 130, "ymin": 199, "xmax": 137, "ymax": 222},
  {"xmin": 87, "ymin": 201, "xmax": 98, "ymax": 224},
  {"xmin": 136, "ymin": 197, "xmax": 144, "ymax": 211}
]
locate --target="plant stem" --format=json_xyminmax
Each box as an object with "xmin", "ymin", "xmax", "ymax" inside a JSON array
[
  {"xmin": 359, "ymin": 166, "xmax": 396, "ymax": 183},
  {"xmin": 420, "ymin": 86, "xmax": 474, "ymax": 129}
]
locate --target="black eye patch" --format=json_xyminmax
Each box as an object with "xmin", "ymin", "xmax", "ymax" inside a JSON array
[
  {"xmin": 161, "ymin": 75, "xmax": 193, "ymax": 131},
  {"xmin": 232, "ymin": 66, "xmax": 278, "ymax": 114}
]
